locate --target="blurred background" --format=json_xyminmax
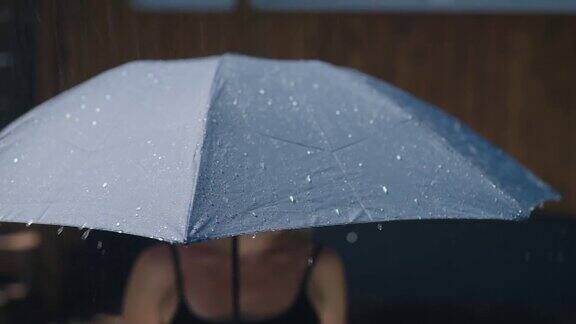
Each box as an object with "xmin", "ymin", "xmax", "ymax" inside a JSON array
[{"xmin": 0, "ymin": 0, "xmax": 575, "ymax": 323}]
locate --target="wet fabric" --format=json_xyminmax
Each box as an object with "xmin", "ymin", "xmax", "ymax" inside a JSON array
[
  {"xmin": 0, "ymin": 54, "xmax": 559, "ymax": 242},
  {"xmin": 169, "ymin": 245, "xmax": 322, "ymax": 324}
]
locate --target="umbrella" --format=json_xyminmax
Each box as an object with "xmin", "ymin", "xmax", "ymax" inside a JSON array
[{"xmin": 0, "ymin": 54, "xmax": 560, "ymax": 243}]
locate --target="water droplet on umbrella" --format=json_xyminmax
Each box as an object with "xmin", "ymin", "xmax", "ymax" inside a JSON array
[
  {"xmin": 289, "ymin": 196, "xmax": 295, "ymax": 203},
  {"xmin": 346, "ymin": 232, "xmax": 358, "ymax": 244},
  {"xmin": 57, "ymin": 227, "xmax": 64, "ymax": 235},
  {"xmin": 382, "ymin": 185, "xmax": 388, "ymax": 194},
  {"xmin": 102, "ymin": 182, "xmax": 108, "ymax": 188},
  {"xmin": 81, "ymin": 229, "xmax": 91, "ymax": 240}
]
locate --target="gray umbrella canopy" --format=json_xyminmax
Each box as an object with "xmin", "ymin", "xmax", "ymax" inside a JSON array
[{"xmin": 0, "ymin": 54, "xmax": 559, "ymax": 243}]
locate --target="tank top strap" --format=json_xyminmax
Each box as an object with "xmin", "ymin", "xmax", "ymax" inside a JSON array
[{"xmin": 169, "ymin": 245, "xmax": 186, "ymax": 301}]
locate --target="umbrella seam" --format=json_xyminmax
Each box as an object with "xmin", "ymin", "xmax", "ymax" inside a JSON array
[{"xmin": 183, "ymin": 56, "xmax": 227, "ymax": 242}]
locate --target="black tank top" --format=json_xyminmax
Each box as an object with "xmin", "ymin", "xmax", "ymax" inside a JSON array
[{"xmin": 169, "ymin": 245, "xmax": 322, "ymax": 324}]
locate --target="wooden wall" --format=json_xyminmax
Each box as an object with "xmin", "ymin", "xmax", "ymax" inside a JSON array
[{"xmin": 36, "ymin": 0, "xmax": 576, "ymax": 214}]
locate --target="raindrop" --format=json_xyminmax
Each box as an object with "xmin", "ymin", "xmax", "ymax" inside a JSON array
[
  {"xmin": 396, "ymin": 155, "xmax": 402, "ymax": 160},
  {"xmin": 382, "ymin": 185, "xmax": 388, "ymax": 194},
  {"xmin": 307, "ymin": 257, "xmax": 314, "ymax": 265},
  {"xmin": 306, "ymin": 175, "xmax": 311, "ymax": 183},
  {"xmin": 312, "ymin": 83, "xmax": 319, "ymax": 89},
  {"xmin": 97, "ymin": 241, "xmax": 103, "ymax": 249},
  {"xmin": 95, "ymin": 108, "xmax": 101, "ymax": 113},
  {"xmin": 102, "ymin": 182, "xmax": 108, "ymax": 188},
  {"xmin": 258, "ymin": 89, "xmax": 265, "ymax": 95},
  {"xmin": 232, "ymin": 99, "xmax": 238, "ymax": 106},
  {"xmin": 65, "ymin": 113, "xmax": 71, "ymax": 119},
  {"xmin": 260, "ymin": 162, "xmax": 266, "ymax": 170},
  {"xmin": 80, "ymin": 104, "xmax": 86, "ymax": 110},
  {"xmin": 306, "ymin": 150, "xmax": 312, "ymax": 155},
  {"xmin": 105, "ymin": 94, "xmax": 111, "ymax": 100},
  {"xmin": 26, "ymin": 220, "xmax": 33, "ymax": 227},
  {"xmin": 346, "ymin": 232, "xmax": 358, "ymax": 244},
  {"xmin": 251, "ymin": 234, "xmax": 257, "ymax": 239},
  {"xmin": 267, "ymin": 99, "xmax": 273, "ymax": 106},
  {"xmin": 147, "ymin": 140, "xmax": 152, "ymax": 144},
  {"xmin": 115, "ymin": 222, "xmax": 120, "ymax": 227},
  {"xmin": 81, "ymin": 229, "xmax": 91, "ymax": 240},
  {"xmin": 289, "ymin": 196, "xmax": 295, "ymax": 203},
  {"xmin": 57, "ymin": 227, "xmax": 64, "ymax": 235},
  {"xmin": 358, "ymin": 162, "xmax": 363, "ymax": 167},
  {"xmin": 414, "ymin": 198, "xmax": 418, "ymax": 203},
  {"xmin": 369, "ymin": 119, "xmax": 374, "ymax": 124},
  {"xmin": 91, "ymin": 121, "xmax": 97, "ymax": 126},
  {"xmin": 13, "ymin": 158, "xmax": 18, "ymax": 163},
  {"xmin": 292, "ymin": 101, "xmax": 298, "ymax": 107},
  {"xmin": 335, "ymin": 110, "xmax": 341, "ymax": 115},
  {"xmin": 135, "ymin": 206, "xmax": 141, "ymax": 211},
  {"xmin": 347, "ymin": 134, "xmax": 352, "ymax": 138},
  {"xmin": 377, "ymin": 224, "xmax": 383, "ymax": 231},
  {"xmin": 335, "ymin": 208, "xmax": 340, "ymax": 215}
]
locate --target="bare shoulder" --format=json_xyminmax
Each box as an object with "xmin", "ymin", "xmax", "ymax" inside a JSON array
[
  {"xmin": 130, "ymin": 244, "xmax": 176, "ymax": 288},
  {"xmin": 315, "ymin": 247, "xmax": 345, "ymax": 276}
]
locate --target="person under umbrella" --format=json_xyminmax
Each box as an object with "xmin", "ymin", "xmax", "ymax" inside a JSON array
[{"xmin": 122, "ymin": 231, "xmax": 346, "ymax": 324}]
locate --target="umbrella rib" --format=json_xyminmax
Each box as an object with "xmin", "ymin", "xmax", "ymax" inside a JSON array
[
  {"xmin": 305, "ymin": 111, "xmax": 374, "ymax": 221},
  {"xmin": 253, "ymin": 131, "xmax": 326, "ymax": 151}
]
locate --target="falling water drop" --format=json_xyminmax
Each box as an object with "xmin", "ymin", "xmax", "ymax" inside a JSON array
[
  {"xmin": 335, "ymin": 208, "xmax": 340, "ymax": 215},
  {"xmin": 57, "ymin": 227, "xmax": 64, "ymax": 235},
  {"xmin": 105, "ymin": 94, "xmax": 111, "ymax": 100},
  {"xmin": 102, "ymin": 182, "xmax": 108, "ymax": 188},
  {"xmin": 97, "ymin": 241, "xmax": 103, "ymax": 249},
  {"xmin": 92, "ymin": 121, "xmax": 97, "ymax": 126},
  {"xmin": 382, "ymin": 185, "xmax": 388, "ymax": 194},
  {"xmin": 26, "ymin": 220, "xmax": 33, "ymax": 227},
  {"xmin": 95, "ymin": 108, "xmax": 101, "ymax": 113},
  {"xmin": 232, "ymin": 99, "xmax": 238, "ymax": 106},
  {"xmin": 258, "ymin": 89, "xmax": 265, "ymax": 95},
  {"xmin": 13, "ymin": 158, "xmax": 18, "ymax": 163},
  {"xmin": 289, "ymin": 196, "xmax": 295, "ymax": 203},
  {"xmin": 115, "ymin": 222, "xmax": 120, "ymax": 227},
  {"xmin": 65, "ymin": 113, "xmax": 71, "ymax": 119},
  {"xmin": 346, "ymin": 232, "xmax": 358, "ymax": 244},
  {"xmin": 335, "ymin": 110, "xmax": 341, "ymax": 115},
  {"xmin": 306, "ymin": 175, "xmax": 311, "ymax": 183},
  {"xmin": 396, "ymin": 155, "xmax": 402, "ymax": 160},
  {"xmin": 81, "ymin": 229, "xmax": 91, "ymax": 240},
  {"xmin": 377, "ymin": 223, "xmax": 383, "ymax": 231}
]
